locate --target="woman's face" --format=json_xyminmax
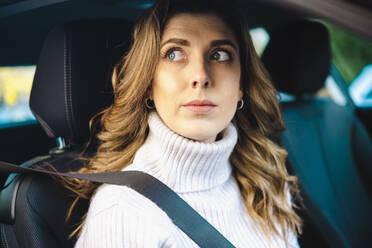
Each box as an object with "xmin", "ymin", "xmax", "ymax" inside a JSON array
[{"xmin": 151, "ymin": 13, "xmax": 242, "ymax": 143}]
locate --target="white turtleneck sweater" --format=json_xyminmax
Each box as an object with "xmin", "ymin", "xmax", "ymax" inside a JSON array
[{"xmin": 75, "ymin": 112, "xmax": 299, "ymax": 248}]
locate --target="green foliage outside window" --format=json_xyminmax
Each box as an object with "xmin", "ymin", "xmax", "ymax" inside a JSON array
[{"xmin": 323, "ymin": 22, "xmax": 372, "ymax": 85}]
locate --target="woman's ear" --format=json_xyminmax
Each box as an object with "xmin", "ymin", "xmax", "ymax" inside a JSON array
[
  {"xmin": 239, "ymin": 89, "xmax": 243, "ymax": 100},
  {"xmin": 147, "ymin": 84, "xmax": 154, "ymax": 100}
]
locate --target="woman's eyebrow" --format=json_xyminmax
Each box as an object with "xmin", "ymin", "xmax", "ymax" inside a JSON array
[
  {"xmin": 210, "ymin": 40, "xmax": 238, "ymax": 52},
  {"xmin": 161, "ymin": 38, "xmax": 189, "ymax": 48},
  {"xmin": 160, "ymin": 38, "xmax": 238, "ymax": 52}
]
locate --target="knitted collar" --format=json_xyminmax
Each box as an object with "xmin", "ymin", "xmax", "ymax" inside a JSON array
[{"xmin": 128, "ymin": 112, "xmax": 238, "ymax": 193}]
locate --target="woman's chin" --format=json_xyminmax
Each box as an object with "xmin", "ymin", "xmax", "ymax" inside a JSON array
[{"xmin": 161, "ymin": 114, "xmax": 228, "ymax": 143}]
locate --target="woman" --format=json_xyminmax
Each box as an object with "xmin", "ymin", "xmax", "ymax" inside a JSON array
[{"xmin": 71, "ymin": 0, "xmax": 302, "ymax": 247}]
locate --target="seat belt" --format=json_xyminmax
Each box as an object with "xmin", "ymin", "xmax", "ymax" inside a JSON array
[{"xmin": 0, "ymin": 160, "xmax": 236, "ymax": 248}]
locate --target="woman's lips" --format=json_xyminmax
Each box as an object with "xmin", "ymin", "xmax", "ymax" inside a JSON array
[
  {"xmin": 182, "ymin": 100, "xmax": 216, "ymax": 114},
  {"xmin": 183, "ymin": 105, "xmax": 215, "ymax": 114}
]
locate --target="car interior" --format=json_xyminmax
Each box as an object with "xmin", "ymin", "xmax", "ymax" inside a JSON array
[
  {"xmin": 261, "ymin": 20, "xmax": 372, "ymax": 247},
  {"xmin": 0, "ymin": 0, "xmax": 371, "ymax": 248}
]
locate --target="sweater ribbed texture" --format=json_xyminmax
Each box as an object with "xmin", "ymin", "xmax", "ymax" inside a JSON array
[{"xmin": 75, "ymin": 112, "xmax": 299, "ymax": 248}]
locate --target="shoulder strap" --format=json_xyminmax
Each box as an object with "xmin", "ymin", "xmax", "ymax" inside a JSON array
[{"xmin": 0, "ymin": 161, "xmax": 236, "ymax": 248}]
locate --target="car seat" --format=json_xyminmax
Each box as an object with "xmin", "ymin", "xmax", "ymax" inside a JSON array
[
  {"xmin": 0, "ymin": 19, "xmax": 132, "ymax": 248},
  {"xmin": 262, "ymin": 20, "xmax": 372, "ymax": 248}
]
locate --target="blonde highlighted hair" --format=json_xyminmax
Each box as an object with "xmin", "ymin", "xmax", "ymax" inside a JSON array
[{"xmin": 64, "ymin": 0, "xmax": 302, "ymax": 243}]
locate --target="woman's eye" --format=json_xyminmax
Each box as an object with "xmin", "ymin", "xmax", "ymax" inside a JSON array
[
  {"xmin": 166, "ymin": 49, "xmax": 184, "ymax": 61},
  {"xmin": 211, "ymin": 50, "xmax": 231, "ymax": 62}
]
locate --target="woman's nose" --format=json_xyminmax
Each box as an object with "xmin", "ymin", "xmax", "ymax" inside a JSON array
[{"xmin": 190, "ymin": 57, "xmax": 211, "ymax": 89}]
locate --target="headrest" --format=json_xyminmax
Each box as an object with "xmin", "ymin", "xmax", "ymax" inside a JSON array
[
  {"xmin": 262, "ymin": 20, "xmax": 331, "ymax": 96},
  {"xmin": 30, "ymin": 19, "xmax": 132, "ymax": 144}
]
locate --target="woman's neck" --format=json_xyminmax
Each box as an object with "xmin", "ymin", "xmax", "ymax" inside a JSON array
[{"xmin": 127, "ymin": 112, "xmax": 238, "ymax": 193}]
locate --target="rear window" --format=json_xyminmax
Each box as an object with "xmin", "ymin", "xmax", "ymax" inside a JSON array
[{"xmin": 0, "ymin": 65, "xmax": 36, "ymax": 129}]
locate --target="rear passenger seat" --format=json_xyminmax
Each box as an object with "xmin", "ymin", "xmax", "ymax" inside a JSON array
[{"xmin": 262, "ymin": 20, "xmax": 372, "ymax": 248}]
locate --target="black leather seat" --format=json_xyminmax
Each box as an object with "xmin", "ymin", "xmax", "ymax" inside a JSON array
[
  {"xmin": 0, "ymin": 19, "xmax": 132, "ymax": 248},
  {"xmin": 262, "ymin": 20, "xmax": 372, "ymax": 248}
]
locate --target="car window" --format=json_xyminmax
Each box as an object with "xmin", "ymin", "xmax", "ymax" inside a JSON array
[
  {"xmin": 0, "ymin": 65, "xmax": 36, "ymax": 129},
  {"xmin": 322, "ymin": 22, "xmax": 372, "ymax": 107},
  {"xmin": 325, "ymin": 22, "xmax": 372, "ymax": 85}
]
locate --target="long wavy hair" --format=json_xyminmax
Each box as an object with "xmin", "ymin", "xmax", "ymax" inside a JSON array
[{"xmin": 64, "ymin": 0, "xmax": 302, "ymax": 243}]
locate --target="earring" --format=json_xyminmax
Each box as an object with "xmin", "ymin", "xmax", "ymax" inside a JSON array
[
  {"xmin": 145, "ymin": 98, "xmax": 155, "ymax": 109},
  {"xmin": 237, "ymin": 99, "xmax": 244, "ymax": 110}
]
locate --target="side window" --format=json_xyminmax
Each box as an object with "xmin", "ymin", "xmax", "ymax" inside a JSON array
[
  {"xmin": 323, "ymin": 22, "xmax": 372, "ymax": 107},
  {"xmin": 0, "ymin": 65, "xmax": 36, "ymax": 129}
]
